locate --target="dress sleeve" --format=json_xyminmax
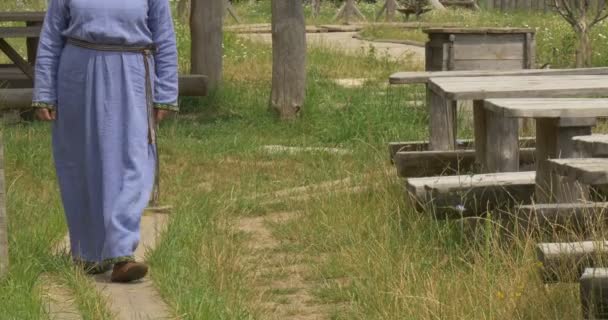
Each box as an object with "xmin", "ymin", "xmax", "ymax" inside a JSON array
[
  {"xmin": 148, "ymin": 0, "xmax": 179, "ymax": 112},
  {"xmin": 32, "ymin": 0, "xmax": 69, "ymax": 110}
]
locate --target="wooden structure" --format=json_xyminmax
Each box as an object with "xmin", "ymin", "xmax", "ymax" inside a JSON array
[
  {"xmin": 0, "ymin": 12, "xmax": 208, "ymax": 110},
  {"xmin": 537, "ymin": 242, "xmax": 608, "ymax": 283},
  {"xmin": 423, "ymin": 28, "xmax": 536, "ymax": 71},
  {"xmin": 581, "ymin": 268, "xmax": 608, "ymax": 320},
  {"xmin": 0, "ymin": 138, "xmax": 7, "ymax": 279},
  {"xmin": 483, "ymin": 0, "xmax": 552, "ymax": 12}
]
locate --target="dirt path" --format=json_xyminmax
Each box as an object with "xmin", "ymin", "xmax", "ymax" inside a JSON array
[
  {"xmin": 237, "ymin": 212, "xmax": 338, "ymax": 319},
  {"xmin": 239, "ymin": 31, "xmax": 424, "ymax": 63}
]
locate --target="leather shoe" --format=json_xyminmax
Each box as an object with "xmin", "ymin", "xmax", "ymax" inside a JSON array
[{"xmin": 110, "ymin": 261, "xmax": 149, "ymax": 283}]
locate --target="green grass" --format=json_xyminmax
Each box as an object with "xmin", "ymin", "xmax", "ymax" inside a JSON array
[{"xmin": 0, "ymin": 1, "xmax": 604, "ymax": 319}]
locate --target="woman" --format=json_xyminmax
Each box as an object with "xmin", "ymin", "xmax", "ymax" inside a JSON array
[{"xmin": 32, "ymin": 0, "xmax": 178, "ymax": 282}]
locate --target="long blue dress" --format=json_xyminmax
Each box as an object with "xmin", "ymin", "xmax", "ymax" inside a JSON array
[{"xmin": 32, "ymin": 0, "xmax": 178, "ymax": 268}]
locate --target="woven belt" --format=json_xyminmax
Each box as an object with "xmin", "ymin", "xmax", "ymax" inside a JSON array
[{"xmin": 66, "ymin": 38, "xmax": 161, "ymax": 205}]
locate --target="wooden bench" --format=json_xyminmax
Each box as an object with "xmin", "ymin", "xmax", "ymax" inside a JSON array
[
  {"xmin": 537, "ymin": 241, "xmax": 608, "ymax": 283},
  {"xmin": 406, "ymin": 171, "xmax": 535, "ymax": 216},
  {"xmin": 580, "ymin": 268, "xmax": 608, "ymax": 320},
  {"xmin": 394, "ymin": 147, "xmax": 535, "ymax": 178},
  {"xmin": 574, "ymin": 135, "xmax": 608, "ymax": 157},
  {"xmin": 515, "ymin": 202, "xmax": 608, "ymax": 235}
]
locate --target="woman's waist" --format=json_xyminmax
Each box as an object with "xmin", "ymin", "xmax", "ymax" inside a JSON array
[{"xmin": 65, "ymin": 37, "xmax": 155, "ymax": 54}]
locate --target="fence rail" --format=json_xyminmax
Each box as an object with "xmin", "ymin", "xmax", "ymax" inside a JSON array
[{"xmin": 482, "ymin": 0, "xmax": 553, "ymax": 12}]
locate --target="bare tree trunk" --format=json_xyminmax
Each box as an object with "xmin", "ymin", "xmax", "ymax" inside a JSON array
[
  {"xmin": 191, "ymin": 0, "xmax": 224, "ymax": 89},
  {"xmin": 312, "ymin": 0, "xmax": 322, "ymax": 17},
  {"xmin": 376, "ymin": 0, "xmax": 398, "ymax": 21},
  {"xmin": 334, "ymin": 0, "xmax": 366, "ymax": 24},
  {"xmin": 428, "ymin": 0, "xmax": 446, "ymax": 10},
  {"xmin": 270, "ymin": 0, "xmax": 306, "ymax": 120},
  {"xmin": 577, "ymin": 27, "xmax": 593, "ymax": 67}
]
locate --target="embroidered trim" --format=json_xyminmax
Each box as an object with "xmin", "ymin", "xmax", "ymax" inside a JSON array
[
  {"xmin": 74, "ymin": 256, "xmax": 135, "ymax": 274},
  {"xmin": 31, "ymin": 101, "xmax": 56, "ymax": 110},
  {"xmin": 154, "ymin": 102, "xmax": 179, "ymax": 112}
]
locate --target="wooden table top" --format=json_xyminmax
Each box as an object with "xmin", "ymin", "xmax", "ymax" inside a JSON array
[
  {"xmin": 0, "ymin": 12, "xmax": 44, "ymax": 22},
  {"xmin": 429, "ymin": 75, "xmax": 608, "ymax": 100},
  {"xmin": 484, "ymin": 98, "xmax": 608, "ymax": 118}
]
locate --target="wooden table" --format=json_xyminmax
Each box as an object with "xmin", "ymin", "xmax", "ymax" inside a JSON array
[
  {"xmin": 482, "ymin": 98, "xmax": 608, "ymax": 202},
  {"xmin": 0, "ymin": 12, "xmax": 45, "ymax": 84},
  {"xmin": 427, "ymin": 75, "xmax": 608, "ymax": 152}
]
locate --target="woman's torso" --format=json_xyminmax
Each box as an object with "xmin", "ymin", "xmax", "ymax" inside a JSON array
[{"xmin": 62, "ymin": 0, "xmax": 154, "ymax": 46}]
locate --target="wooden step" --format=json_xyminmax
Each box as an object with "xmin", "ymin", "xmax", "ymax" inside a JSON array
[
  {"xmin": 406, "ymin": 171, "xmax": 535, "ymax": 216},
  {"xmin": 394, "ymin": 147, "xmax": 535, "ymax": 178},
  {"xmin": 514, "ymin": 202, "xmax": 608, "ymax": 234},
  {"xmin": 536, "ymin": 241, "xmax": 608, "ymax": 283},
  {"xmin": 580, "ymin": 268, "xmax": 608, "ymax": 320},
  {"xmin": 574, "ymin": 134, "xmax": 608, "ymax": 157},
  {"xmin": 548, "ymin": 158, "xmax": 608, "ymax": 185}
]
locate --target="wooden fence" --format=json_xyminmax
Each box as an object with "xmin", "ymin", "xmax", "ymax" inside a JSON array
[{"xmin": 481, "ymin": 0, "xmax": 553, "ymax": 12}]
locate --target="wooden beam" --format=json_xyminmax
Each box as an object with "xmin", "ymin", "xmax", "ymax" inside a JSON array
[
  {"xmin": 537, "ymin": 241, "xmax": 608, "ymax": 283},
  {"xmin": 394, "ymin": 147, "xmax": 535, "ymax": 178},
  {"xmin": 0, "ymin": 75, "xmax": 208, "ymax": 109},
  {"xmin": 0, "ymin": 39, "xmax": 34, "ymax": 79},
  {"xmin": 0, "ymin": 12, "xmax": 45, "ymax": 22},
  {"xmin": 581, "ymin": 268, "xmax": 608, "ymax": 320},
  {"xmin": 0, "ymin": 26, "xmax": 42, "ymax": 38}
]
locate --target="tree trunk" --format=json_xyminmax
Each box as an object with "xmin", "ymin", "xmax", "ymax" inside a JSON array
[
  {"xmin": 428, "ymin": 0, "xmax": 446, "ymax": 10},
  {"xmin": 270, "ymin": 0, "xmax": 306, "ymax": 120},
  {"xmin": 312, "ymin": 0, "xmax": 321, "ymax": 17},
  {"xmin": 376, "ymin": 0, "xmax": 398, "ymax": 21},
  {"xmin": 577, "ymin": 27, "xmax": 593, "ymax": 68},
  {"xmin": 191, "ymin": 0, "xmax": 224, "ymax": 89}
]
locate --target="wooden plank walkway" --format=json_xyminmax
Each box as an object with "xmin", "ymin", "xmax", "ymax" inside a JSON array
[{"xmin": 38, "ymin": 274, "xmax": 82, "ymax": 320}]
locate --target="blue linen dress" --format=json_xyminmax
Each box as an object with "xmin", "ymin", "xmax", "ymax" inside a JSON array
[{"xmin": 32, "ymin": 0, "xmax": 178, "ymax": 267}]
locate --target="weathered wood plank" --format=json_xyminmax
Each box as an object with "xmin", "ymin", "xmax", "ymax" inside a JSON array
[
  {"xmin": 0, "ymin": 26, "xmax": 41, "ymax": 38},
  {"xmin": 0, "ymin": 12, "xmax": 45, "ymax": 22},
  {"xmin": 484, "ymin": 98, "xmax": 608, "ymax": 118},
  {"xmin": 0, "ymin": 75, "xmax": 208, "ymax": 109},
  {"xmin": 427, "ymin": 87, "xmax": 456, "ymax": 150},
  {"xmin": 483, "ymin": 106, "xmax": 520, "ymax": 172},
  {"xmin": 548, "ymin": 158, "xmax": 608, "ymax": 186},
  {"xmin": 574, "ymin": 135, "xmax": 608, "ymax": 157},
  {"xmin": 394, "ymin": 148, "xmax": 535, "ymax": 177},
  {"xmin": 389, "ymin": 67, "xmax": 608, "ymax": 85},
  {"xmin": 537, "ymin": 241, "xmax": 608, "ymax": 283},
  {"xmin": 0, "ymin": 39, "xmax": 34, "ymax": 79},
  {"xmin": 430, "ymin": 75, "xmax": 608, "ymax": 101},
  {"xmin": 423, "ymin": 27, "xmax": 534, "ymax": 34},
  {"xmin": 580, "ymin": 268, "xmax": 608, "ymax": 320},
  {"xmin": 515, "ymin": 202, "xmax": 608, "ymax": 234}
]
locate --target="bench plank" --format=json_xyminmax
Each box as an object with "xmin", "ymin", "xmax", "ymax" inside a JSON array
[
  {"xmin": 580, "ymin": 268, "xmax": 608, "ymax": 320},
  {"xmin": 389, "ymin": 67, "xmax": 608, "ymax": 85},
  {"xmin": 548, "ymin": 158, "xmax": 608, "ymax": 186},
  {"xmin": 537, "ymin": 241, "xmax": 608, "ymax": 283},
  {"xmin": 515, "ymin": 202, "xmax": 608, "ymax": 234},
  {"xmin": 484, "ymin": 98, "xmax": 608, "ymax": 118},
  {"xmin": 574, "ymin": 135, "xmax": 608, "ymax": 157}
]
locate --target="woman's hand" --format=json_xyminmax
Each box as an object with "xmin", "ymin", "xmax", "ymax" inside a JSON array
[
  {"xmin": 36, "ymin": 108, "xmax": 56, "ymax": 121},
  {"xmin": 154, "ymin": 109, "xmax": 173, "ymax": 123}
]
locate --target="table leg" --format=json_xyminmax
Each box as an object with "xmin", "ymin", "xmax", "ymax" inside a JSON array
[
  {"xmin": 427, "ymin": 86, "xmax": 456, "ymax": 151},
  {"xmin": 481, "ymin": 106, "xmax": 519, "ymax": 173},
  {"xmin": 535, "ymin": 118, "xmax": 593, "ymax": 203}
]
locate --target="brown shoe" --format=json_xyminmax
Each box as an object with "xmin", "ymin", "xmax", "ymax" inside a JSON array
[{"xmin": 110, "ymin": 261, "xmax": 149, "ymax": 283}]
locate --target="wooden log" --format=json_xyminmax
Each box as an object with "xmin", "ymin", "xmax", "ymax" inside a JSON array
[
  {"xmin": 270, "ymin": 0, "xmax": 306, "ymax": 120},
  {"xmin": 0, "ymin": 137, "xmax": 7, "ymax": 279},
  {"xmin": 0, "ymin": 75, "xmax": 208, "ymax": 109},
  {"xmin": 191, "ymin": 0, "xmax": 223, "ymax": 89},
  {"xmin": 537, "ymin": 241, "xmax": 608, "ymax": 283},
  {"xmin": 394, "ymin": 147, "xmax": 535, "ymax": 178},
  {"xmin": 580, "ymin": 268, "xmax": 608, "ymax": 320}
]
